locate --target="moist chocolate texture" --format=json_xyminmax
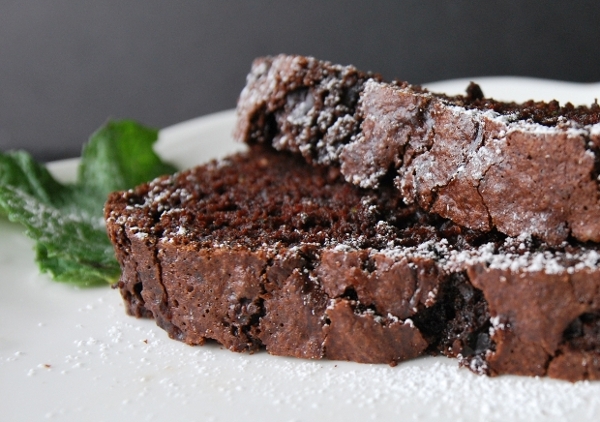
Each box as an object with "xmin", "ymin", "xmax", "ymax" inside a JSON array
[
  {"xmin": 106, "ymin": 144, "xmax": 600, "ymax": 381},
  {"xmin": 235, "ymin": 55, "xmax": 600, "ymax": 246}
]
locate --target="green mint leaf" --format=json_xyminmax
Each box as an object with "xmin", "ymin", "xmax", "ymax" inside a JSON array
[
  {"xmin": 36, "ymin": 243, "xmax": 119, "ymax": 286},
  {"xmin": 0, "ymin": 151, "xmax": 70, "ymax": 213},
  {"xmin": 79, "ymin": 120, "xmax": 177, "ymax": 198},
  {"xmin": 0, "ymin": 119, "xmax": 177, "ymax": 286}
]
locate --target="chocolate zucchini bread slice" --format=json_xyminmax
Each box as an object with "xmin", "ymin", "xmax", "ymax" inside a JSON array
[
  {"xmin": 235, "ymin": 55, "xmax": 600, "ymax": 245},
  {"xmin": 105, "ymin": 145, "xmax": 600, "ymax": 381}
]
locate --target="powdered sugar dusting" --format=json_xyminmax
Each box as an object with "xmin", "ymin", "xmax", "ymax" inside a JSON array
[
  {"xmin": 369, "ymin": 235, "xmax": 600, "ymax": 275},
  {"xmin": 110, "ymin": 163, "xmax": 600, "ymax": 276}
]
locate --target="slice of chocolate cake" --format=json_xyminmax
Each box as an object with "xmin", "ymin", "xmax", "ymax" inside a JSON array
[
  {"xmin": 235, "ymin": 55, "xmax": 600, "ymax": 246},
  {"xmin": 105, "ymin": 145, "xmax": 600, "ymax": 381}
]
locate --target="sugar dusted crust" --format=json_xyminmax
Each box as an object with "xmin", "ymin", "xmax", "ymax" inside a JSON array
[
  {"xmin": 235, "ymin": 55, "xmax": 600, "ymax": 245},
  {"xmin": 106, "ymin": 145, "xmax": 600, "ymax": 381}
]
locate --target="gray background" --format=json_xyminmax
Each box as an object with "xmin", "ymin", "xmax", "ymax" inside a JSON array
[{"xmin": 1, "ymin": 1, "xmax": 599, "ymax": 161}]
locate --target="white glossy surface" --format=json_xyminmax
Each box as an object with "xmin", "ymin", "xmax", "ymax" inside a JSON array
[{"xmin": 2, "ymin": 78, "xmax": 600, "ymax": 422}]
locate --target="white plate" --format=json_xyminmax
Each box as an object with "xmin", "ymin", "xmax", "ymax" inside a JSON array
[{"xmin": 3, "ymin": 78, "xmax": 600, "ymax": 422}]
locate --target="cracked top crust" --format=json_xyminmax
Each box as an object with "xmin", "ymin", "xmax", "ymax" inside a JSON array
[{"xmin": 235, "ymin": 55, "xmax": 600, "ymax": 245}]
